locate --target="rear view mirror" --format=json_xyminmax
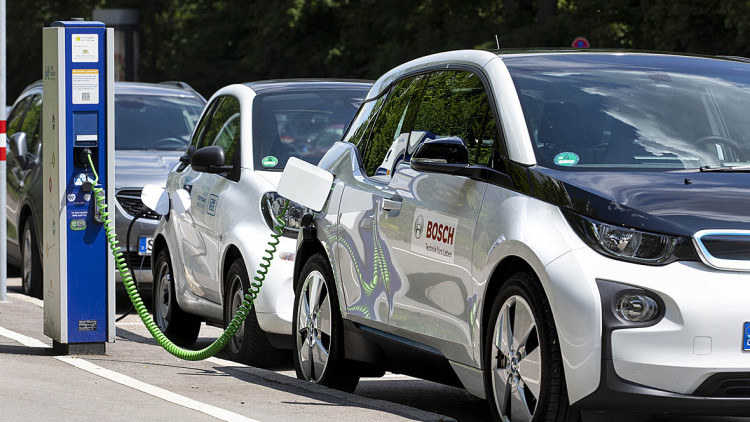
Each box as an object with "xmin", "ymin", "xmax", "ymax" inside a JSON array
[
  {"xmin": 8, "ymin": 132, "xmax": 28, "ymax": 169},
  {"xmin": 191, "ymin": 145, "xmax": 232, "ymax": 173},
  {"xmin": 410, "ymin": 137, "xmax": 470, "ymax": 174}
]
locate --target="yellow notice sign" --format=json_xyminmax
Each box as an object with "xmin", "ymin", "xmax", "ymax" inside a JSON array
[{"xmin": 72, "ymin": 69, "xmax": 99, "ymax": 104}]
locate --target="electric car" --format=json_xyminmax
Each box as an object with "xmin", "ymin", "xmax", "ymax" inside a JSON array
[
  {"xmin": 151, "ymin": 80, "xmax": 371, "ymax": 366},
  {"xmin": 291, "ymin": 50, "xmax": 750, "ymax": 420},
  {"xmin": 6, "ymin": 80, "xmax": 206, "ymax": 298}
]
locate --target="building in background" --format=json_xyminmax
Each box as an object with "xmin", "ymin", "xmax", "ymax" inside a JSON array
[{"xmin": 93, "ymin": 9, "xmax": 138, "ymax": 81}]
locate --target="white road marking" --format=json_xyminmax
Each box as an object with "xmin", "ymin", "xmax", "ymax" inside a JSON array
[
  {"xmin": 0, "ymin": 325, "xmax": 260, "ymax": 422},
  {"xmin": 8, "ymin": 291, "xmax": 43, "ymax": 307},
  {"xmin": 207, "ymin": 357, "xmax": 413, "ymax": 380}
]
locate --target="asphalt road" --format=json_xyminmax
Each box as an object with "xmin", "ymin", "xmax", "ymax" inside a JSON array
[{"xmin": 1, "ymin": 277, "xmax": 749, "ymax": 421}]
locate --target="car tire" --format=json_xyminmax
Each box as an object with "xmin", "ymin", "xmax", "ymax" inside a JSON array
[
  {"xmin": 484, "ymin": 272, "xmax": 580, "ymax": 422},
  {"xmin": 21, "ymin": 218, "xmax": 43, "ymax": 299},
  {"xmin": 293, "ymin": 252, "xmax": 359, "ymax": 392},
  {"xmin": 223, "ymin": 257, "xmax": 279, "ymax": 367},
  {"xmin": 152, "ymin": 248, "xmax": 201, "ymax": 347}
]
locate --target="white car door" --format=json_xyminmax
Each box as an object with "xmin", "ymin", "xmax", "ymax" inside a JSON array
[{"xmin": 174, "ymin": 95, "xmax": 241, "ymax": 304}]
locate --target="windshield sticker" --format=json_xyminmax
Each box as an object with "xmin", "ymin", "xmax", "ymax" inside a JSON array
[
  {"xmin": 554, "ymin": 152, "xmax": 579, "ymax": 167},
  {"xmin": 411, "ymin": 208, "xmax": 458, "ymax": 264},
  {"xmin": 261, "ymin": 156, "xmax": 278, "ymax": 168}
]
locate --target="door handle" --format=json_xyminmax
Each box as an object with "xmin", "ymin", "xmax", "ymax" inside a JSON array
[{"xmin": 381, "ymin": 194, "xmax": 402, "ymax": 211}]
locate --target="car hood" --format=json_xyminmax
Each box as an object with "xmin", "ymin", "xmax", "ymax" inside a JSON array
[
  {"xmin": 114, "ymin": 150, "xmax": 182, "ymax": 190},
  {"xmin": 529, "ymin": 167, "xmax": 750, "ymax": 237}
]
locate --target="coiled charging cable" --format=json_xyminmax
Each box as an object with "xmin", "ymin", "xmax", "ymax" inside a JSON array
[{"xmin": 87, "ymin": 154, "xmax": 288, "ymax": 360}]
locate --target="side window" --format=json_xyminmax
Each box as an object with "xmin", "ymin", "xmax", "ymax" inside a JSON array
[
  {"xmin": 341, "ymin": 95, "xmax": 386, "ymax": 149},
  {"xmin": 202, "ymin": 96, "xmax": 241, "ymax": 167},
  {"xmin": 410, "ymin": 70, "xmax": 496, "ymax": 166},
  {"xmin": 20, "ymin": 95, "xmax": 43, "ymax": 153},
  {"xmin": 7, "ymin": 96, "xmax": 32, "ymax": 136},
  {"xmin": 362, "ymin": 74, "xmax": 428, "ymax": 179},
  {"xmin": 185, "ymin": 99, "xmax": 219, "ymax": 156}
]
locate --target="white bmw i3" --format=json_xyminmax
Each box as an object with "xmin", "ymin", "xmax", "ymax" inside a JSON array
[
  {"xmin": 291, "ymin": 50, "xmax": 750, "ymax": 420},
  {"xmin": 151, "ymin": 80, "xmax": 371, "ymax": 366}
]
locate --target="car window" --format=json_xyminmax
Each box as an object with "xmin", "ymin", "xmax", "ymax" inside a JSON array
[
  {"xmin": 114, "ymin": 94, "xmax": 204, "ymax": 151},
  {"xmin": 7, "ymin": 96, "xmax": 32, "ymax": 136},
  {"xmin": 362, "ymin": 74, "xmax": 428, "ymax": 180},
  {"xmin": 19, "ymin": 95, "xmax": 43, "ymax": 153},
  {"xmin": 341, "ymin": 95, "xmax": 386, "ymax": 150},
  {"xmin": 185, "ymin": 98, "xmax": 219, "ymax": 157},
  {"xmin": 252, "ymin": 88, "xmax": 368, "ymax": 170},
  {"xmin": 410, "ymin": 70, "xmax": 496, "ymax": 166},
  {"xmin": 203, "ymin": 96, "xmax": 240, "ymax": 166}
]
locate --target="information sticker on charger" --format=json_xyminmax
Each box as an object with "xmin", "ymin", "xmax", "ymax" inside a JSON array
[{"xmin": 744, "ymin": 322, "xmax": 750, "ymax": 351}]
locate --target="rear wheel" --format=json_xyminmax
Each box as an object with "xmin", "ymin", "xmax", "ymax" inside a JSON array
[
  {"xmin": 293, "ymin": 252, "xmax": 359, "ymax": 392},
  {"xmin": 152, "ymin": 248, "xmax": 201, "ymax": 347},
  {"xmin": 21, "ymin": 218, "xmax": 42, "ymax": 299},
  {"xmin": 223, "ymin": 258, "xmax": 278, "ymax": 367},
  {"xmin": 485, "ymin": 272, "xmax": 579, "ymax": 422}
]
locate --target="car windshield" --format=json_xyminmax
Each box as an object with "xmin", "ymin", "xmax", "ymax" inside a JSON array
[
  {"xmin": 115, "ymin": 93, "xmax": 204, "ymax": 151},
  {"xmin": 252, "ymin": 88, "xmax": 367, "ymax": 170},
  {"xmin": 505, "ymin": 54, "xmax": 750, "ymax": 171}
]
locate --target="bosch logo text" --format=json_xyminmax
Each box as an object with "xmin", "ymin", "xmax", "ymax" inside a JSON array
[{"xmin": 425, "ymin": 221, "xmax": 455, "ymax": 245}]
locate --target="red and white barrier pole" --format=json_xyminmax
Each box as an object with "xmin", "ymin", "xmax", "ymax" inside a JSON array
[{"xmin": 0, "ymin": 0, "xmax": 7, "ymax": 302}]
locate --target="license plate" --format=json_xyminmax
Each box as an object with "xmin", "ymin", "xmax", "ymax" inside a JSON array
[
  {"xmin": 744, "ymin": 322, "xmax": 750, "ymax": 351},
  {"xmin": 138, "ymin": 236, "xmax": 153, "ymax": 256}
]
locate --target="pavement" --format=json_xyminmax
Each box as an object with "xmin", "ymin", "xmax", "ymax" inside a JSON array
[{"xmin": 0, "ymin": 277, "xmax": 455, "ymax": 422}]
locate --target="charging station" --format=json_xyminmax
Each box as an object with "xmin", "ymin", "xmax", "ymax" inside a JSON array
[{"xmin": 42, "ymin": 20, "xmax": 115, "ymax": 354}]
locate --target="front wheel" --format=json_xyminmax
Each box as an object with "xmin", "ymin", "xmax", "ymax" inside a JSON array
[
  {"xmin": 293, "ymin": 252, "xmax": 359, "ymax": 392},
  {"xmin": 223, "ymin": 258, "xmax": 278, "ymax": 367},
  {"xmin": 152, "ymin": 248, "xmax": 201, "ymax": 347},
  {"xmin": 21, "ymin": 218, "xmax": 43, "ymax": 299},
  {"xmin": 484, "ymin": 272, "xmax": 579, "ymax": 422}
]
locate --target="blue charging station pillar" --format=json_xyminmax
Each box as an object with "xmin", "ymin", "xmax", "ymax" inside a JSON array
[{"xmin": 42, "ymin": 20, "xmax": 115, "ymax": 354}]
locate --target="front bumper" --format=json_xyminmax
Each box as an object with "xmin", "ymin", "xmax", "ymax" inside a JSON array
[{"xmin": 546, "ymin": 247, "xmax": 750, "ymax": 413}]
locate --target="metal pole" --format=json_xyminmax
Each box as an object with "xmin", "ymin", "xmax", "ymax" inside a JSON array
[{"xmin": 0, "ymin": 0, "xmax": 6, "ymax": 302}]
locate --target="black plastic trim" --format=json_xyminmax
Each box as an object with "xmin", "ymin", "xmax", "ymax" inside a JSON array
[{"xmin": 342, "ymin": 320, "xmax": 463, "ymax": 388}]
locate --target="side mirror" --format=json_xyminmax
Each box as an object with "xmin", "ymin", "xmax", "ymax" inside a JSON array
[
  {"xmin": 8, "ymin": 132, "xmax": 28, "ymax": 168},
  {"xmin": 191, "ymin": 145, "xmax": 232, "ymax": 173},
  {"xmin": 410, "ymin": 137, "xmax": 470, "ymax": 174}
]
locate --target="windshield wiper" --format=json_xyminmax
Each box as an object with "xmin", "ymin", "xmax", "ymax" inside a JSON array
[{"xmin": 699, "ymin": 165, "xmax": 750, "ymax": 172}]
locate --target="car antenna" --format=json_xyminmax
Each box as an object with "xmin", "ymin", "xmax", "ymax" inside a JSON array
[{"xmin": 495, "ymin": 35, "xmax": 500, "ymax": 50}]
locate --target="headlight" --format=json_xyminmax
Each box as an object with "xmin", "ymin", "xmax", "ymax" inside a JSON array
[
  {"xmin": 564, "ymin": 211, "xmax": 677, "ymax": 264},
  {"xmin": 260, "ymin": 192, "xmax": 311, "ymax": 238}
]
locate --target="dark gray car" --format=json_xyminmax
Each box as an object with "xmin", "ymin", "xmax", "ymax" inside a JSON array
[{"xmin": 6, "ymin": 81, "xmax": 206, "ymax": 297}]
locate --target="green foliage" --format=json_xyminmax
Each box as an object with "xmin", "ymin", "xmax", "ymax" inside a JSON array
[{"xmin": 10, "ymin": 1, "xmax": 750, "ymax": 102}]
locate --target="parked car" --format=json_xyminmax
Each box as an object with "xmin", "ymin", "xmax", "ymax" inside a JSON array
[
  {"xmin": 291, "ymin": 50, "xmax": 750, "ymax": 420},
  {"xmin": 151, "ymin": 80, "xmax": 371, "ymax": 366},
  {"xmin": 6, "ymin": 81, "xmax": 206, "ymax": 298}
]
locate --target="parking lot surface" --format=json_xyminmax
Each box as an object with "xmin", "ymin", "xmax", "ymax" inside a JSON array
[{"xmin": 1, "ymin": 277, "xmax": 749, "ymax": 421}]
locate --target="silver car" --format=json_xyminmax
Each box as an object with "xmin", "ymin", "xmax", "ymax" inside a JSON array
[
  {"xmin": 6, "ymin": 81, "xmax": 205, "ymax": 297},
  {"xmin": 293, "ymin": 50, "xmax": 750, "ymax": 420}
]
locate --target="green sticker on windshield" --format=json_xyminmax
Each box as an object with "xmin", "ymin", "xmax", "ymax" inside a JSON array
[
  {"xmin": 261, "ymin": 156, "xmax": 278, "ymax": 168},
  {"xmin": 553, "ymin": 152, "xmax": 579, "ymax": 167}
]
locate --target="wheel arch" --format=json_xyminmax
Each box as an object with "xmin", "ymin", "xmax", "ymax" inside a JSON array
[
  {"xmin": 151, "ymin": 233, "xmax": 169, "ymax": 271},
  {"xmin": 480, "ymin": 255, "xmax": 538, "ymax": 353},
  {"xmin": 222, "ymin": 244, "xmax": 244, "ymax": 299},
  {"xmin": 293, "ymin": 238, "xmax": 328, "ymax": 294}
]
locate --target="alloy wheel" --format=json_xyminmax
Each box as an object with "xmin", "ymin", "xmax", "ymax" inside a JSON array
[
  {"xmin": 490, "ymin": 295, "xmax": 542, "ymax": 422},
  {"xmin": 155, "ymin": 265, "xmax": 172, "ymax": 329},
  {"xmin": 296, "ymin": 270, "xmax": 333, "ymax": 381},
  {"xmin": 228, "ymin": 274, "xmax": 246, "ymax": 354},
  {"xmin": 22, "ymin": 226, "xmax": 33, "ymax": 294}
]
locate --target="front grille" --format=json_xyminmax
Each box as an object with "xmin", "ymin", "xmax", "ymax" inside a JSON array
[
  {"xmin": 122, "ymin": 251, "xmax": 152, "ymax": 270},
  {"xmin": 116, "ymin": 189, "xmax": 161, "ymax": 220},
  {"xmin": 693, "ymin": 230, "xmax": 750, "ymax": 271},
  {"xmin": 695, "ymin": 373, "xmax": 750, "ymax": 397}
]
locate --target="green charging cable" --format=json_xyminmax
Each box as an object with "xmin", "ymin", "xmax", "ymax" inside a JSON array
[{"xmin": 86, "ymin": 154, "xmax": 289, "ymax": 360}]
